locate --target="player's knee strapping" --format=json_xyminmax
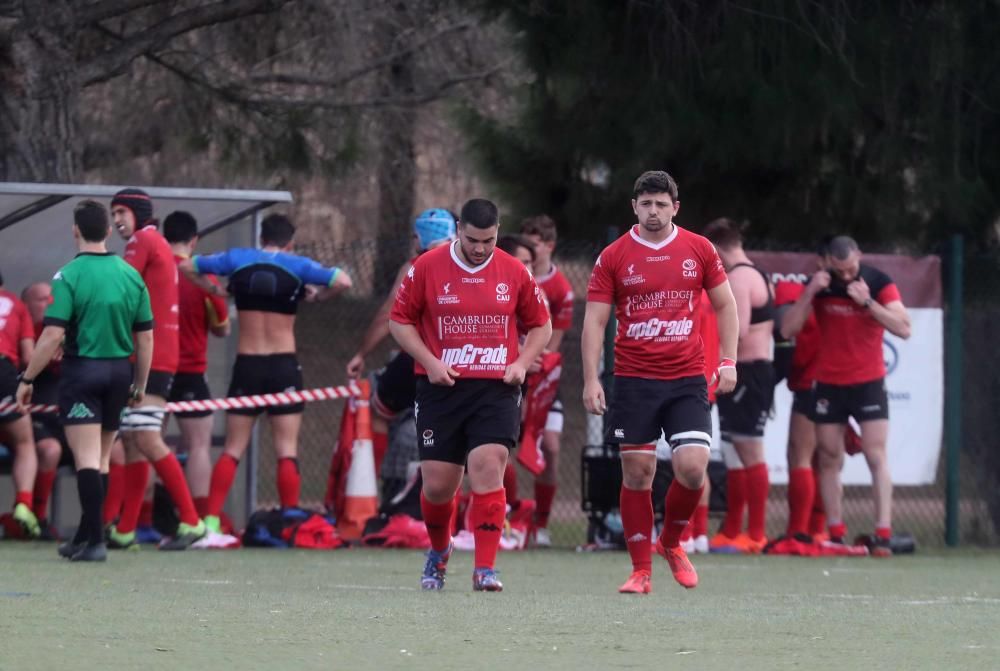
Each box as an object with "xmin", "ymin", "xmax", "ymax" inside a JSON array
[
  {"xmin": 120, "ymin": 406, "xmax": 166, "ymax": 432},
  {"xmin": 669, "ymin": 430, "xmax": 712, "ymax": 453}
]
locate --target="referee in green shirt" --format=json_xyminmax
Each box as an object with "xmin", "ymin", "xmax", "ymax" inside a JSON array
[{"xmin": 16, "ymin": 200, "xmax": 154, "ymax": 562}]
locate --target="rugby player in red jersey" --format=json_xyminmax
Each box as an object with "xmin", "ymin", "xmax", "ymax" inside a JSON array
[
  {"xmin": 108, "ymin": 188, "xmax": 206, "ymax": 550},
  {"xmin": 0, "ymin": 274, "xmax": 39, "ymax": 536},
  {"xmin": 390, "ymin": 198, "xmax": 551, "ymax": 592},
  {"xmin": 782, "ymin": 236, "xmax": 911, "ymax": 557},
  {"xmin": 583, "ymin": 171, "xmax": 739, "ymax": 594},
  {"xmin": 518, "ymin": 215, "xmax": 574, "ymax": 546},
  {"xmin": 703, "ymin": 219, "xmax": 775, "ymax": 554},
  {"xmin": 21, "ymin": 281, "xmax": 64, "ymax": 538},
  {"xmin": 163, "ymin": 212, "xmax": 230, "ymax": 519}
]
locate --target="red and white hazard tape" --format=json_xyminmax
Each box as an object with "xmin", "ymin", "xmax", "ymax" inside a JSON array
[{"xmin": 0, "ymin": 382, "xmax": 363, "ymax": 416}]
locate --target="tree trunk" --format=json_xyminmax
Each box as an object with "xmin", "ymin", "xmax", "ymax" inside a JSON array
[{"xmin": 0, "ymin": 3, "xmax": 80, "ymax": 182}]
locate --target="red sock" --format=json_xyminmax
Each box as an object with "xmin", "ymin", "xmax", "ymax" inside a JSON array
[
  {"xmin": 876, "ymin": 525, "xmax": 892, "ymax": 540},
  {"xmin": 746, "ymin": 463, "xmax": 769, "ymax": 541},
  {"xmin": 153, "ymin": 454, "xmax": 200, "ymax": 526},
  {"xmin": 117, "ymin": 461, "xmax": 150, "ymax": 534},
  {"xmin": 620, "ymin": 486, "xmax": 653, "ymax": 572},
  {"xmin": 659, "ymin": 481, "xmax": 705, "ymax": 549},
  {"xmin": 32, "ymin": 469, "xmax": 57, "ymax": 520},
  {"xmin": 829, "ymin": 521, "xmax": 847, "ymax": 541},
  {"xmin": 787, "ymin": 467, "xmax": 814, "ymax": 536},
  {"xmin": 470, "ymin": 488, "xmax": 506, "ymax": 570},
  {"xmin": 692, "ymin": 504, "xmax": 709, "ymax": 538},
  {"xmin": 420, "ymin": 491, "xmax": 456, "ymax": 553},
  {"xmin": 372, "ymin": 430, "xmax": 388, "ymax": 476},
  {"xmin": 502, "ymin": 462, "xmax": 519, "ymax": 504},
  {"xmin": 139, "ymin": 500, "xmax": 154, "ymax": 527},
  {"xmin": 14, "ymin": 491, "xmax": 32, "ymax": 509},
  {"xmin": 534, "ymin": 482, "xmax": 556, "ymax": 528},
  {"xmin": 207, "ymin": 454, "xmax": 239, "ymax": 517},
  {"xmin": 103, "ymin": 462, "xmax": 126, "ymax": 525},
  {"xmin": 809, "ymin": 468, "xmax": 826, "ymax": 535},
  {"xmin": 277, "ymin": 458, "xmax": 300, "ymax": 509},
  {"xmin": 194, "ymin": 496, "xmax": 209, "ymax": 518},
  {"xmin": 680, "ymin": 519, "xmax": 694, "ymax": 542},
  {"xmin": 721, "ymin": 468, "xmax": 746, "ymax": 538}
]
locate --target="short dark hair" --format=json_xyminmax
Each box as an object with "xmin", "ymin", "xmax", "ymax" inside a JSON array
[
  {"xmin": 459, "ymin": 199, "xmax": 499, "ymax": 230},
  {"xmin": 163, "ymin": 211, "xmax": 199, "ymax": 244},
  {"xmin": 260, "ymin": 214, "xmax": 295, "ymax": 247},
  {"xmin": 702, "ymin": 217, "xmax": 746, "ymax": 250},
  {"xmin": 827, "ymin": 235, "xmax": 859, "ymax": 260},
  {"xmin": 632, "ymin": 170, "xmax": 679, "ymax": 201},
  {"xmin": 519, "ymin": 215, "xmax": 558, "ymax": 243},
  {"xmin": 74, "ymin": 200, "xmax": 110, "ymax": 242},
  {"xmin": 497, "ymin": 234, "xmax": 537, "ymax": 262}
]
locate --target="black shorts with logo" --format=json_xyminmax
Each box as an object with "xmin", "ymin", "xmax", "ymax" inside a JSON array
[
  {"xmin": 717, "ymin": 360, "xmax": 775, "ymax": 439},
  {"xmin": 30, "ymin": 369, "xmax": 64, "ymax": 442},
  {"xmin": 227, "ymin": 353, "xmax": 304, "ymax": 416},
  {"xmin": 0, "ymin": 357, "xmax": 22, "ymax": 424},
  {"xmin": 604, "ymin": 375, "xmax": 712, "ymax": 448},
  {"xmin": 168, "ymin": 372, "xmax": 213, "ymax": 419},
  {"xmin": 791, "ymin": 388, "xmax": 815, "ymax": 420},
  {"xmin": 415, "ymin": 377, "xmax": 521, "ymax": 465},
  {"xmin": 58, "ymin": 356, "xmax": 132, "ymax": 431},
  {"xmin": 373, "ymin": 351, "xmax": 416, "ymax": 418},
  {"xmin": 813, "ymin": 378, "xmax": 889, "ymax": 424},
  {"xmin": 145, "ymin": 369, "xmax": 174, "ymax": 400}
]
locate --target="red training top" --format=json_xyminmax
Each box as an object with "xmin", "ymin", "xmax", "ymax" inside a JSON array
[
  {"xmin": 0, "ymin": 289, "xmax": 34, "ymax": 367},
  {"xmin": 535, "ymin": 264, "xmax": 574, "ymax": 331},
  {"xmin": 812, "ymin": 263, "xmax": 901, "ymax": 385},
  {"xmin": 390, "ymin": 241, "xmax": 550, "ymax": 379},
  {"xmin": 124, "ymin": 225, "xmax": 179, "ymax": 374},
  {"xmin": 174, "ymin": 255, "xmax": 229, "ymax": 374},
  {"xmin": 774, "ymin": 280, "xmax": 821, "ymax": 392},
  {"xmin": 587, "ymin": 225, "xmax": 728, "ymax": 381}
]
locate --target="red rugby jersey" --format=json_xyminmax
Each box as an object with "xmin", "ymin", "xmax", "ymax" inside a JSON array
[
  {"xmin": 390, "ymin": 241, "xmax": 550, "ymax": 379},
  {"xmin": 774, "ymin": 280, "xmax": 821, "ymax": 392},
  {"xmin": 587, "ymin": 225, "xmax": 728, "ymax": 381},
  {"xmin": 812, "ymin": 264, "xmax": 901, "ymax": 385},
  {"xmin": 174, "ymin": 255, "xmax": 229, "ymax": 374},
  {"xmin": 699, "ymin": 290, "xmax": 720, "ymax": 403},
  {"xmin": 0, "ymin": 289, "xmax": 34, "ymax": 367},
  {"xmin": 535, "ymin": 264, "xmax": 574, "ymax": 331},
  {"xmin": 124, "ymin": 225, "xmax": 179, "ymax": 374}
]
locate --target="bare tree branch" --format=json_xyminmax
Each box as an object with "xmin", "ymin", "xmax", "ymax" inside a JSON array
[
  {"xmin": 77, "ymin": 0, "xmax": 165, "ymax": 25},
  {"xmin": 79, "ymin": 0, "xmax": 291, "ymax": 86}
]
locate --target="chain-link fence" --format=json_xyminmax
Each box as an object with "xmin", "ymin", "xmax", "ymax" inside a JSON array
[{"xmin": 248, "ymin": 235, "xmax": 998, "ymax": 549}]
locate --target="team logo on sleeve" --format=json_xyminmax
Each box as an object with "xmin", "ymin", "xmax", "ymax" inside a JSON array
[
  {"xmin": 407, "ymin": 266, "xmax": 415, "ymax": 279},
  {"xmin": 682, "ymin": 259, "xmax": 698, "ymax": 278},
  {"xmin": 496, "ymin": 282, "xmax": 511, "ymax": 303}
]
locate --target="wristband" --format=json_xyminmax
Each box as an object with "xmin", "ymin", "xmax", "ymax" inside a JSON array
[
  {"xmin": 719, "ymin": 358, "xmax": 736, "ymax": 369},
  {"xmin": 863, "ymin": 298, "xmax": 873, "ymax": 309},
  {"xmin": 18, "ymin": 373, "xmax": 34, "ymax": 385}
]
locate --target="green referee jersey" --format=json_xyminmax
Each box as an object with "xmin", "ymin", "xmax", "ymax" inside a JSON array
[{"xmin": 43, "ymin": 252, "xmax": 154, "ymax": 358}]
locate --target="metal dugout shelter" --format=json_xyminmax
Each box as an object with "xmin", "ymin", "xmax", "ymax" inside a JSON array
[{"xmin": 0, "ymin": 182, "xmax": 293, "ymax": 534}]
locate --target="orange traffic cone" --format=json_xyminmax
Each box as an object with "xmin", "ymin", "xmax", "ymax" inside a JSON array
[{"xmin": 337, "ymin": 380, "xmax": 378, "ymax": 540}]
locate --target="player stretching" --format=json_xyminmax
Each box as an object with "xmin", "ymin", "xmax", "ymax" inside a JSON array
[
  {"xmin": 16, "ymin": 200, "xmax": 153, "ymax": 561},
  {"xmin": 582, "ymin": 171, "xmax": 738, "ymax": 594},
  {"xmin": 518, "ymin": 215, "xmax": 574, "ymax": 546},
  {"xmin": 180, "ymin": 214, "xmax": 351, "ymax": 531},
  {"xmin": 782, "ymin": 236, "xmax": 910, "ymax": 556},
  {"xmin": 389, "ymin": 199, "xmax": 551, "ymax": 592},
  {"xmin": 108, "ymin": 188, "xmax": 206, "ymax": 550}
]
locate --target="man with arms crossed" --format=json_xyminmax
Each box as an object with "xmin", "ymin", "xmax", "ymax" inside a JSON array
[
  {"xmin": 390, "ymin": 198, "xmax": 551, "ymax": 592},
  {"xmin": 782, "ymin": 236, "xmax": 910, "ymax": 556},
  {"xmin": 16, "ymin": 200, "xmax": 153, "ymax": 561},
  {"xmin": 583, "ymin": 171, "xmax": 738, "ymax": 594}
]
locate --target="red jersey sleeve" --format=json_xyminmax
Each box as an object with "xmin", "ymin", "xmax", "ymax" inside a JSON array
[
  {"xmin": 123, "ymin": 233, "xmax": 150, "ymax": 273},
  {"xmin": 586, "ymin": 249, "xmax": 616, "ymax": 304},
  {"xmin": 389, "ymin": 261, "xmax": 424, "ymax": 325},
  {"xmin": 774, "ymin": 280, "xmax": 804, "ymax": 306},
  {"xmin": 517, "ymin": 268, "xmax": 550, "ymax": 330},
  {"xmin": 547, "ymin": 274, "xmax": 574, "ymax": 331},
  {"xmin": 876, "ymin": 283, "xmax": 901, "ymax": 305},
  {"xmin": 204, "ymin": 276, "xmax": 229, "ymax": 327},
  {"xmin": 700, "ymin": 238, "xmax": 728, "ymax": 290}
]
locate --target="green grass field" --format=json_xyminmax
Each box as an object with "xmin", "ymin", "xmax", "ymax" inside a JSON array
[{"xmin": 1, "ymin": 544, "xmax": 997, "ymax": 671}]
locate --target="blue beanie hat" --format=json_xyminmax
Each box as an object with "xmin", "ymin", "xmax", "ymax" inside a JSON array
[{"xmin": 413, "ymin": 208, "xmax": 456, "ymax": 251}]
